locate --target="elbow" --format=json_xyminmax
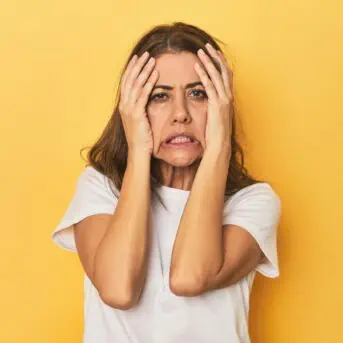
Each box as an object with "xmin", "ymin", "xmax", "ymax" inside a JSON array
[
  {"xmin": 99, "ymin": 287, "xmax": 136, "ymax": 311},
  {"xmin": 169, "ymin": 274, "xmax": 206, "ymax": 297},
  {"xmin": 93, "ymin": 269, "xmax": 140, "ymax": 310}
]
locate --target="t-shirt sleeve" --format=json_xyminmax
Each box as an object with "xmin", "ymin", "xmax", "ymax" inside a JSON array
[
  {"xmin": 222, "ymin": 182, "xmax": 281, "ymax": 278},
  {"xmin": 52, "ymin": 166, "xmax": 119, "ymax": 253}
]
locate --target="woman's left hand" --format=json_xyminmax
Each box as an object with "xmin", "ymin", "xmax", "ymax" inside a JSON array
[{"xmin": 194, "ymin": 43, "xmax": 233, "ymax": 153}]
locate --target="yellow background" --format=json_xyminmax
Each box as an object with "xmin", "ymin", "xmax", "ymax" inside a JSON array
[{"xmin": 1, "ymin": 0, "xmax": 342, "ymax": 342}]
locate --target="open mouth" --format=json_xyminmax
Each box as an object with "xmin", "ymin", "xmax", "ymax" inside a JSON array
[{"xmin": 163, "ymin": 136, "xmax": 199, "ymax": 147}]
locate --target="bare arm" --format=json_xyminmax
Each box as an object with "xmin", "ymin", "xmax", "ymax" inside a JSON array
[
  {"xmin": 74, "ymin": 51, "xmax": 158, "ymax": 309},
  {"xmin": 169, "ymin": 146, "xmax": 264, "ymax": 296},
  {"xmin": 169, "ymin": 44, "xmax": 265, "ymax": 296},
  {"xmin": 169, "ymin": 146, "xmax": 229, "ymax": 295},
  {"xmin": 75, "ymin": 153, "xmax": 151, "ymax": 310}
]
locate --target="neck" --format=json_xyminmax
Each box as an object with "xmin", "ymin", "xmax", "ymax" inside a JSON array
[{"xmin": 151, "ymin": 158, "xmax": 201, "ymax": 191}]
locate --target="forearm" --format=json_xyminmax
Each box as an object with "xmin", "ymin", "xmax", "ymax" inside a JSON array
[
  {"xmin": 170, "ymin": 146, "xmax": 230, "ymax": 293},
  {"xmin": 94, "ymin": 152, "xmax": 151, "ymax": 304}
]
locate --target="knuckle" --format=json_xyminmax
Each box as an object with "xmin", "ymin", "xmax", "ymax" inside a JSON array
[
  {"xmin": 207, "ymin": 81, "xmax": 215, "ymax": 89},
  {"xmin": 136, "ymin": 73, "xmax": 147, "ymax": 84},
  {"xmin": 144, "ymin": 81, "xmax": 153, "ymax": 90}
]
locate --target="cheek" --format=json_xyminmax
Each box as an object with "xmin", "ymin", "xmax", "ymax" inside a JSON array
[
  {"xmin": 147, "ymin": 112, "xmax": 165, "ymax": 142},
  {"xmin": 147, "ymin": 102, "xmax": 172, "ymax": 118},
  {"xmin": 147, "ymin": 100, "xmax": 208, "ymax": 136},
  {"xmin": 189, "ymin": 105, "xmax": 207, "ymax": 132}
]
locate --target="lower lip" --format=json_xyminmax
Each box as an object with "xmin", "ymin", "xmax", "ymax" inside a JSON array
[{"xmin": 163, "ymin": 140, "xmax": 199, "ymax": 148}]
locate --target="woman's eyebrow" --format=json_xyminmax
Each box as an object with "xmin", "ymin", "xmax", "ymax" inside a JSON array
[{"xmin": 153, "ymin": 81, "xmax": 203, "ymax": 90}]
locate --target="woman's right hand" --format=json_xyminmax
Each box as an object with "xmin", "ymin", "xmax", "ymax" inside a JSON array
[{"xmin": 119, "ymin": 51, "xmax": 159, "ymax": 157}]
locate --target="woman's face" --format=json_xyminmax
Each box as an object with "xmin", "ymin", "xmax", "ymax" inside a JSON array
[{"xmin": 147, "ymin": 51, "xmax": 208, "ymax": 167}]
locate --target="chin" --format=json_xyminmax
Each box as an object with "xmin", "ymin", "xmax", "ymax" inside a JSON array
[{"xmin": 152, "ymin": 152, "xmax": 202, "ymax": 167}]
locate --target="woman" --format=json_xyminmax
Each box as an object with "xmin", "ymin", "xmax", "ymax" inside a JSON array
[{"xmin": 52, "ymin": 22, "xmax": 281, "ymax": 343}]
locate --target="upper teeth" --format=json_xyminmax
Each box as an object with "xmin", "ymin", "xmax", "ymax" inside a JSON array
[{"xmin": 169, "ymin": 136, "xmax": 192, "ymax": 143}]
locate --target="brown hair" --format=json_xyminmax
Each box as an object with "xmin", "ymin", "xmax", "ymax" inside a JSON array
[{"xmin": 80, "ymin": 21, "xmax": 265, "ymax": 210}]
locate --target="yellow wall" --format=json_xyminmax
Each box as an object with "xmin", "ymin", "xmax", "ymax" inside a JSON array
[{"xmin": 1, "ymin": 1, "xmax": 342, "ymax": 342}]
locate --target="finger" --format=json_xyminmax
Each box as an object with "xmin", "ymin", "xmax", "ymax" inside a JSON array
[
  {"xmin": 216, "ymin": 50, "xmax": 233, "ymax": 99},
  {"xmin": 130, "ymin": 57, "xmax": 156, "ymax": 105},
  {"xmin": 205, "ymin": 43, "xmax": 232, "ymax": 99},
  {"xmin": 197, "ymin": 48, "xmax": 226, "ymax": 99},
  {"xmin": 194, "ymin": 62, "xmax": 217, "ymax": 103},
  {"xmin": 120, "ymin": 55, "xmax": 138, "ymax": 100},
  {"xmin": 136, "ymin": 69, "xmax": 159, "ymax": 110},
  {"xmin": 123, "ymin": 51, "xmax": 150, "ymax": 104}
]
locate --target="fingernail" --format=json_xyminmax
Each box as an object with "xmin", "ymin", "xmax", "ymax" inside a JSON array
[{"xmin": 198, "ymin": 49, "xmax": 205, "ymax": 55}]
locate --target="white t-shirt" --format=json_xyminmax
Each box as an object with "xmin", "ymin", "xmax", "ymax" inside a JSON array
[{"xmin": 52, "ymin": 166, "xmax": 281, "ymax": 343}]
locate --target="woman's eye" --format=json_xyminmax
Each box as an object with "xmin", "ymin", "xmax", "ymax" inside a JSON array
[
  {"xmin": 149, "ymin": 89, "xmax": 207, "ymax": 103},
  {"xmin": 190, "ymin": 89, "xmax": 207, "ymax": 99},
  {"xmin": 149, "ymin": 93, "xmax": 168, "ymax": 102}
]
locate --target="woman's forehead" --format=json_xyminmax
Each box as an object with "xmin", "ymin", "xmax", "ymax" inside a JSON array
[{"xmin": 154, "ymin": 52, "xmax": 201, "ymax": 87}]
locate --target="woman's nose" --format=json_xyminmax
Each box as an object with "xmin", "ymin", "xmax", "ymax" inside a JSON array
[{"xmin": 172, "ymin": 97, "xmax": 191, "ymax": 123}]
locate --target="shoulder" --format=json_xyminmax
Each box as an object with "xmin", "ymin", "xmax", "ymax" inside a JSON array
[
  {"xmin": 222, "ymin": 182, "xmax": 282, "ymax": 278},
  {"xmin": 225, "ymin": 182, "xmax": 281, "ymax": 214},
  {"xmin": 74, "ymin": 166, "xmax": 120, "ymax": 202},
  {"xmin": 78, "ymin": 166, "xmax": 107, "ymax": 183},
  {"xmin": 52, "ymin": 166, "xmax": 118, "ymax": 252}
]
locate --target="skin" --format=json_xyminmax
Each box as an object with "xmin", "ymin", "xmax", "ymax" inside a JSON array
[{"xmin": 147, "ymin": 51, "xmax": 209, "ymax": 191}]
